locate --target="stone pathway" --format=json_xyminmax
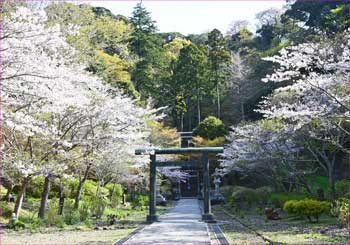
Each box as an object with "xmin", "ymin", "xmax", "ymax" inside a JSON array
[{"xmin": 121, "ymin": 199, "xmax": 210, "ymax": 245}]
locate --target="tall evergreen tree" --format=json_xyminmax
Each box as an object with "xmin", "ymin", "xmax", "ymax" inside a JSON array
[
  {"xmin": 129, "ymin": 3, "xmax": 165, "ymax": 97},
  {"xmin": 173, "ymin": 43, "xmax": 211, "ymax": 129},
  {"xmin": 208, "ymin": 28, "xmax": 231, "ymax": 119}
]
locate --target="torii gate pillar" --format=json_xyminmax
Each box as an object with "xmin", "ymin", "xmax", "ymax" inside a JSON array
[
  {"xmin": 201, "ymin": 152, "xmax": 214, "ymax": 222},
  {"xmin": 147, "ymin": 154, "xmax": 158, "ymax": 223}
]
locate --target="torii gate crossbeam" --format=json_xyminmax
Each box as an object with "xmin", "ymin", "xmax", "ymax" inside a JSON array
[{"xmin": 135, "ymin": 147, "xmax": 224, "ymax": 223}]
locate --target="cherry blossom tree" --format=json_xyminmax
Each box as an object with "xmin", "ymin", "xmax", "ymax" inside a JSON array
[
  {"xmin": 259, "ymin": 33, "xmax": 349, "ymax": 198},
  {"xmin": 1, "ymin": 6, "xmax": 160, "ymax": 217},
  {"xmin": 222, "ymin": 32, "xmax": 349, "ymax": 197}
]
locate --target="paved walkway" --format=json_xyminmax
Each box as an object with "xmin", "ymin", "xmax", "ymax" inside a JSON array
[{"xmin": 122, "ymin": 199, "xmax": 210, "ymax": 245}]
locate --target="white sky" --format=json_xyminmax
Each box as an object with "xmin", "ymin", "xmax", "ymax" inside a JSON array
[{"xmin": 86, "ymin": 1, "xmax": 286, "ymax": 35}]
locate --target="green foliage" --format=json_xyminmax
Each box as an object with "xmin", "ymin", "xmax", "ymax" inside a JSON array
[
  {"xmin": 78, "ymin": 200, "xmax": 92, "ymax": 222},
  {"xmin": 65, "ymin": 179, "xmax": 108, "ymax": 199},
  {"xmin": 173, "ymin": 43, "xmax": 210, "ymax": 103},
  {"xmin": 220, "ymin": 185, "xmax": 234, "ymax": 199},
  {"xmin": 90, "ymin": 50, "xmax": 138, "ymax": 98},
  {"xmin": 8, "ymin": 218, "xmax": 25, "ymax": 230},
  {"xmin": 26, "ymin": 177, "xmax": 44, "ymax": 198},
  {"xmin": 63, "ymin": 199, "xmax": 80, "ymax": 225},
  {"xmin": 285, "ymin": 0, "xmax": 350, "ymax": 34},
  {"xmin": 129, "ymin": 2, "xmax": 165, "ymax": 97},
  {"xmin": 230, "ymin": 186, "xmax": 259, "ymax": 208},
  {"xmin": 193, "ymin": 116, "xmax": 227, "ymax": 139},
  {"xmin": 54, "ymin": 216, "xmax": 66, "ymax": 229},
  {"xmin": 88, "ymin": 196, "xmax": 109, "ymax": 219},
  {"xmin": 106, "ymin": 210, "xmax": 128, "ymax": 225},
  {"xmin": 334, "ymin": 198, "xmax": 350, "ymax": 232},
  {"xmin": 269, "ymin": 192, "xmax": 308, "ymax": 208},
  {"xmin": 207, "ymin": 28, "xmax": 231, "ymax": 115},
  {"xmin": 192, "ymin": 136, "xmax": 226, "ymax": 147},
  {"xmin": 133, "ymin": 195, "xmax": 149, "ymax": 210},
  {"xmin": 223, "ymin": 186, "xmax": 273, "ymax": 209},
  {"xmin": 335, "ymin": 179, "xmax": 350, "ymax": 198},
  {"xmin": 255, "ymin": 186, "xmax": 273, "ymax": 204},
  {"xmin": 147, "ymin": 121, "xmax": 180, "ymax": 147},
  {"xmin": 27, "ymin": 218, "xmax": 45, "ymax": 232},
  {"xmin": 105, "ymin": 183, "xmax": 124, "ymax": 208},
  {"xmin": 46, "ymin": 200, "xmax": 59, "ymax": 226},
  {"xmin": 283, "ymin": 199, "xmax": 330, "ymax": 222},
  {"xmin": 1, "ymin": 201, "xmax": 14, "ymax": 218}
]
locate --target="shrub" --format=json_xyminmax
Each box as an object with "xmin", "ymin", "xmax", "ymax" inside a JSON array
[
  {"xmin": 84, "ymin": 218, "xmax": 93, "ymax": 228},
  {"xmin": 54, "ymin": 216, "xmax": 66, "ymax": 229},
  {"xmin": 335, "ymin": 180, "xmax": 350, "ymax": 198},
  {"xmin": 0, "ymin": 201, "xmax": 14, "ymax": 218},
  {"xmin": 105, "ymin": 183, "xmax": 123, "ymax": 208},
  {"xmin": 8, "ymin": 218, "xmax": 25, "ymax": 230},
  {"xmin": 66, "ymin": 210, "xmax": 81, "ymax": 225},
  {"xmin": 220, "ymin": 185, "xmax": 235, "ymax": 199},
  {"xmin": 193, "ymin": 116, "xmax": 227, "ymax": 140},
  {"xmin": 78, "ymin": 200, "xmax": 92, "ymax": 222},
  {"xmin": 46, "ymin": 200, "xmax": 59, "ymax": 226},
  {"xmin": 106, "ymin": 210, "xmax": 127, "ymax": 225},
  {"xmin": 284, "ymin": 200, "xmax": 299, "ymax": 215},
  {"xmin": 63, "ymin": 199, "xmax": 79, "ymax": 225},
  {"xmin": 231, "ymin": 186, "xmax": 258, "ymax": 208},
  {"xmin": 269, "ymin": 192, "xmax": 308, "ymax": 208},
  {"xmin": 255, "ymin": 186, "xmax": 273, "ymax": 204},
  {"xmin": 27, "ymin": 218, "xmax": 44, "ymax": 232},
  {"xmin": 89, "ymin": 196, "xmax": 108, "ymax": 219},
  {"xmin": 283, "ymin": 199, "xmax": 330, "ymax": 222},
  {"xmin": 133, "ymin": 195, "xmax": 149, "ymax": 209},
  {"xmin": 332, "ymin": 198, "xmax": 350, "ymax": 234},
  {"xmin": 222, "ymin": 186, "xmax": 272, "ymax": 208}
]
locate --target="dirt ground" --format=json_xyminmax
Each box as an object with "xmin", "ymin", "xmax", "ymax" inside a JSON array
[{"xmin": 0, "ymin": 227, "xmax": 134, "ymax": 245}]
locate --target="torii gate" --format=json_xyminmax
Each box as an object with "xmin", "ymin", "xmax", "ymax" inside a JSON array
[{"xmin": 135, "ymin": 147, "xmax": 224, "ymax": 223}]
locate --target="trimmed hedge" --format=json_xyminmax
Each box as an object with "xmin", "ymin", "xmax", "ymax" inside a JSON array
[{"xmin": 283, "ymin": 199, "xmax": 330, "ymax": 222}]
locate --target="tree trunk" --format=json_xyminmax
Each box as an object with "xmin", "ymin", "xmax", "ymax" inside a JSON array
[
  {"xmin": 197, "ymin": 99, "xmax": 201, "ymax": 125},
  {"xmin": 58, "ymin": 179, "xmax": 65, "ymax": 215},
  {"xmin": 110, "ymin": 182, "xmax": 116, "ymax": 201},
  {"xmin": 14, "ymin": 177, "xmax": 29, "ymax": 217},
  {"xmin": 329, "ymin": 166, "xmax": 336, "ymax": 200},
  {"xmin": 38, "ymin": 174, "xmax": 51, "ymax": 219},
  {"xmin": 74, "ymin": 162, "xmax": 92, "ymax": 209},
  {"xmin": 240, "ymin": 101, "xmax": 245, "ymax": 121},
  {"xmin": 216, "ymin": 81, "xmax": 221, "ymax": 119},
  {"xmin": 187, "ymin": 105, "xmax": 192, "ymax": 131},
  {"xmin": 180, "ymin": 113, "xmax": 184, "ymax": 132}
]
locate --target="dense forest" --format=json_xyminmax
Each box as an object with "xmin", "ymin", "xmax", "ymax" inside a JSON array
[{"xmin": 1, "ymin": 0, "xmax": 350, "ymax": 242}]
